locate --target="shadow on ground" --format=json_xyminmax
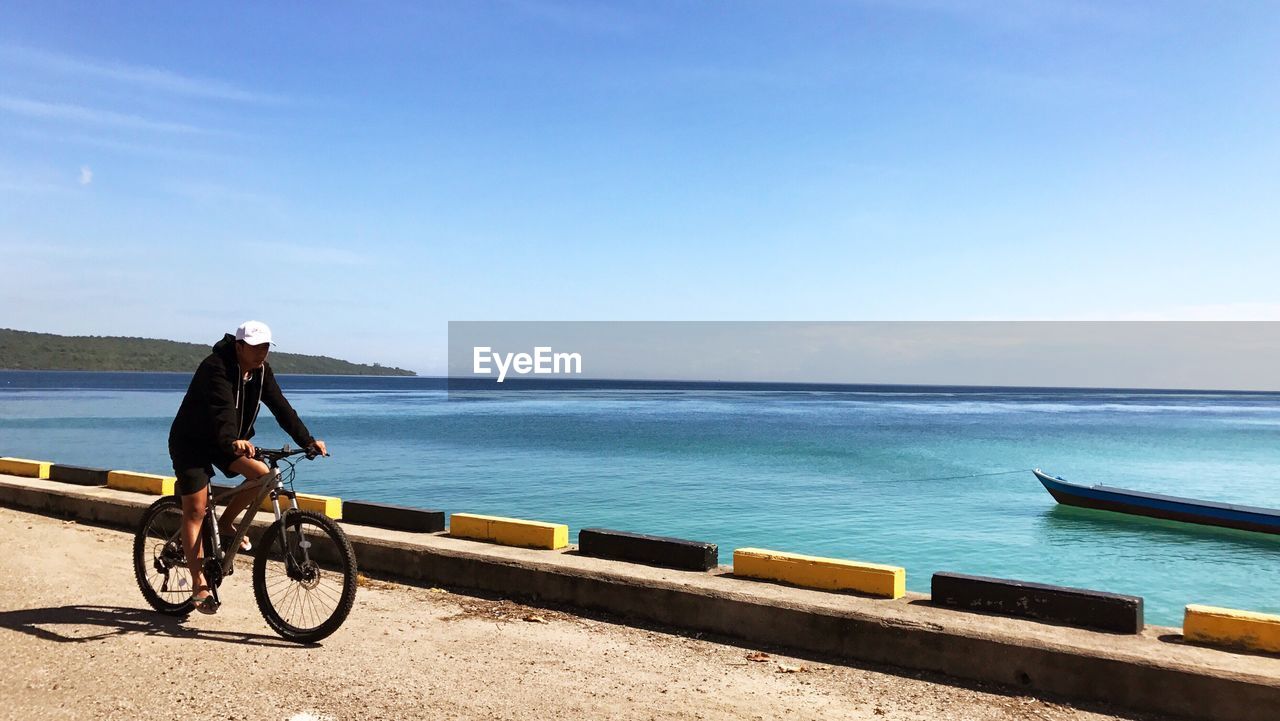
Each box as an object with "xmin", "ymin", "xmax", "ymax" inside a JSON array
[{"xmin": 0, "ymin": 604, "xmax": 305, "ymax": 647}]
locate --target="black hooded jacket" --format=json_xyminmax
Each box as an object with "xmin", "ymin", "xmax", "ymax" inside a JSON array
[{"xmin": 168, "ymin": 334, "xmax": 314, "ymax": 463}]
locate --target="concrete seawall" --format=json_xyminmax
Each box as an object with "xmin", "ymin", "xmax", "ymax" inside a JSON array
[{"xmin": 3, "ymin": 473, "xmax": 1278, "ymax": 721}]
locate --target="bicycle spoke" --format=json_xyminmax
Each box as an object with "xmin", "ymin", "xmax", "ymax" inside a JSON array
[
  {"xmin": 306, "ymin": 585, "xmax": 336, "ymax": 612},
  {"xmin": 253, "ymin": 510, "xmax": 356, "ymax": 642},
  {"xmin": 311, "ymin": 581, "xmax": 340, "ymax": 602},
  {"xmin": 303, "ymin": 593, "xmax": 317, "ymax": 629},
  {"xmin": 286, "ymin": 585, "xmax": 304, "ymax": 622},
  {"xmin": 135, "ymin": 498, "xmax": 203, "ymax": 615}
]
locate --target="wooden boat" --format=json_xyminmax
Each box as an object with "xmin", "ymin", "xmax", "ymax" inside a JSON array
[{"xmin": 1033, "ymin": 469, "xmax": 1280, "ymax": 535}]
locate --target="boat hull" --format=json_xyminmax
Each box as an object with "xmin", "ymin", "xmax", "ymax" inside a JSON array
[{"xmin": 1033, "ymin": 469, "xmax": 1280, "ymax": 536}]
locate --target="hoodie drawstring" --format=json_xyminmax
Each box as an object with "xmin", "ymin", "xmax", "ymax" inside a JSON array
[{"xmin": 234, "ymin": 363, "xmax": 264, "ymax": 441}]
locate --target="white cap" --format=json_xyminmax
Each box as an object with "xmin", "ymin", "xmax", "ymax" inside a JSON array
[{"xmin": 235, "ymin": 320, "xmax": 272, "ymax": 346}]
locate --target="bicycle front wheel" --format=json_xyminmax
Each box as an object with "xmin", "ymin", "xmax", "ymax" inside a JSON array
[
  {"xmin": 134, "ymin": 495, "xmax": 195, "ymax": 616},
  {"xmin": 252, "ymin": 510, "xmax": 357, "ymax": 643}
]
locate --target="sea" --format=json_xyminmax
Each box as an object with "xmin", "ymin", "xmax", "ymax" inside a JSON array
[{"xmin": 2, "ymin": 370, "xmax": 1278, "ymax": 627}]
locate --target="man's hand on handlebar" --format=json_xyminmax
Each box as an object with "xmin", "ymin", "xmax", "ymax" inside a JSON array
[
  {"xmin": 232, "ymin": 440, "xmax": 256, "ymax": 457},
  {"xmin": 239, "ymin": 441, "xmax": 327, "ymax": 461},
  {"xmin": 307, "ymin": 440, "xmax": 329, "ymax": 458}
]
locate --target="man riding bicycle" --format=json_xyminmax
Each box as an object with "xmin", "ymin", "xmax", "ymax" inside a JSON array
[{"xmin": 168, "ymin": 320, "xmax": 327, "ymax": 614}]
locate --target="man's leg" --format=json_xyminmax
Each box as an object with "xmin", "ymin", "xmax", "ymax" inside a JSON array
[
  {"xmin": 180, "ymin": 488, "xmax": 208, "ymax": 594},
  {"xmin": 218, "ymin": 456, "xmax": 272, "ymax": 537}
]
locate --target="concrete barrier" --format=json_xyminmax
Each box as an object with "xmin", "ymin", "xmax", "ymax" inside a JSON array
[
  {"xmin": 343, "ymin": 500, "xmax": 445, "ymax": 533},
  {"xmin": 931, "ymin": 572, "xmax": 1144, "ymax": 634},
  {"xmin": 258, "ymin": 491, "xmax": 342, "ymax": 520},
  {"xmin": 3, "ymin": 474, "xmax": 1280, "ymax": 721},
  {"xmin": 106, "ymin": 470, "xmax": 175, "ymax": 495},
  {"xmin": 1185, "ymin": 604, "xmax": 1280, "ymax": 654},
  {"xmin": 578, "ymin": 528, "xmax": 717, "ymax": 571},
  {"xmin": 182, "ymin": 482, "xmax": 342, "ymax": 520},
  {"xmin": 733, "ymin": 548, "xmax": 905, "ymax": 599},
  {"xmin": 49, "ymin": 464, "xmax": 110, "ymax": 486},
  {"xmin": 450, "ymin": 512, "xmax": 568, "ymax": 550},
  {"xmin": 0, "ymin": 458, "xmax": 51, "ymax": 479}
]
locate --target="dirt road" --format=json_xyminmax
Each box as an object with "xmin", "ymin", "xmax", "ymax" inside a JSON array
[{"xmin": 0, "ymin": 505, "xmax": 1144, "ymax": 721}]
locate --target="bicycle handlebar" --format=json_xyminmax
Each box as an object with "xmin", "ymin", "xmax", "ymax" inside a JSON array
[{"xmin": 253, "ymin": 445, "xmax": 320, "ymax": 463}]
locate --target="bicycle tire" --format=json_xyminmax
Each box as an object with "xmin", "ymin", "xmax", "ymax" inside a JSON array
[
  {"xmin": 252, "ymin": 510, "xmax": 357, "ymax": 643},
  {"xmin": 133, "ymin": 495, "xmax": 195, "ymax": 616}
]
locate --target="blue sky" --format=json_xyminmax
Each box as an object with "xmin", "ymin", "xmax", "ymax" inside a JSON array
[{"xmin": 1, "ymin": 1, "xmax": 1278, "ymax": 374}]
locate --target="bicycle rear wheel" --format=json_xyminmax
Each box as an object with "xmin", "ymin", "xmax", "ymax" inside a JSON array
[
  {"xmin": 133, "ymin": 495, "xmax": 195, "ymax": 616},
  {"xmin": 252, "ymin": 510, "xmax": 357, "ymax": 643}
]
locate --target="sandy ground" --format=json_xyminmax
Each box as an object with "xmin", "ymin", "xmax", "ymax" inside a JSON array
[{"xmin": 0, "ymin": 505, "xmax": 1150, "ymax": 721}]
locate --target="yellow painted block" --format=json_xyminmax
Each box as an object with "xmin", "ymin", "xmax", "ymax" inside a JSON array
[
  {"xmin": 106, "ymin": 470, "xmax": 175, "ymax": 495},
  {"xmin": 1184, "ymin": 604, "xmax": 1280, "ymax": 654},
  {"xmin": 259, "ymin": 492, "xmax": 343, "ymax": 520},
  {"xmin": 0, "ymin": 457, "xmax": 52, "ymax": 479},
  {"xmin": 733, "ymin": 548, "xmax": 906, "ymax": 599},
  {"xmin": 449, "ymin": 512, "xmax": 568, "ymax": 550}
]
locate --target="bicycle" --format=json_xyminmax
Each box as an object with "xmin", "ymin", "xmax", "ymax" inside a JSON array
[{"xmin": 132, "ymin": 445, "xmax": 358, "ymax": 643}]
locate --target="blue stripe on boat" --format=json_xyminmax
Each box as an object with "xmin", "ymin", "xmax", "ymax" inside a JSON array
[{"xmin": 1033, "ymin": 469, "xmax": 1280, "ymax": 534}]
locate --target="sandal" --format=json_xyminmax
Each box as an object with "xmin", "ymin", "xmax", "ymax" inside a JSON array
[
  {"xmin": 191, "ymin": 585, "xmax": 219, "ymax": 615},
  {"xmin": 219, "ymin": 525, "xmax": 252, "ymax": 553}
]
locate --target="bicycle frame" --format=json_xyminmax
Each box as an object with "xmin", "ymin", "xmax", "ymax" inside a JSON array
[{"xmin": 205, "ymin": 460, "xmax": 302, "ymax": 576}]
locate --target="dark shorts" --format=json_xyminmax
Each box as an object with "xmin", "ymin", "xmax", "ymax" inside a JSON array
[{"xmin": 170, "ymin": 443, "xmax": 240, "ymax": 496}]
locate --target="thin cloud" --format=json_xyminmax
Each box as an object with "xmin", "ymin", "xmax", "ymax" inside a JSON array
[
  {"xmin": 0, "ymin": 94, "xmax": 208, "ymax": 134},
  {"xmin": 849, "ymin": 0, "xmax": 1140, "ymax": 32},
  {"xmin": 0, "ymin": 45, "xmax": 285, "ymax": 104},
  {"xmin": 242, "ymin": 241, "xmax": 375, "ymax": 267},
  {"xmin": 500, "ymin": 0, "xmax": 644, "ymax": 34},
  {"xmin": 985, "ymin": 305, "xmax": 1280, "ymax": 321},
  {"xmin": 5, "ymin": 128, "xmax": 236, "ymax": 163},
  {"xmin": 164, "ymin": 180, "xmax": 281, "ymax": 208},
  {"xmin": 1087, "ymin": 305, "xmax": 1280, "ymax": 322},
  {"xmin": 0, "ymin": 179, "xmax": 64, "ymax": 193},
  {"xmin": 0, "ymin": 167, "xmax": 67, "ymax": 194},
  {"xmin": 951, "ymin": 64, "xmax": 1134, "ymax": 104},
  {"xmin": 78, "ymin": 166, "xmax": 93, "ymax": 185}
]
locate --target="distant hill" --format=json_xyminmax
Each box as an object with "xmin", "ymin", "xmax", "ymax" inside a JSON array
[{"xmin": 0, "ymin": 329, "xmax": 416, "ymax": 376}]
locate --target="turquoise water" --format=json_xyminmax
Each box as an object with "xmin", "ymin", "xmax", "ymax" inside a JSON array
[{"xmin": 2, "ymin": 371, "xmax": 1278, "ymax": 626}]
